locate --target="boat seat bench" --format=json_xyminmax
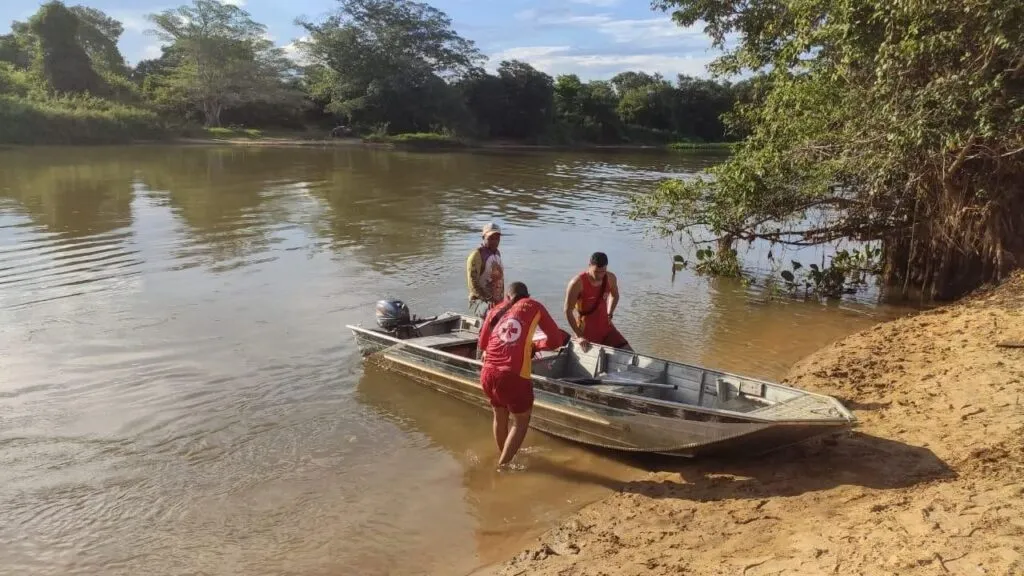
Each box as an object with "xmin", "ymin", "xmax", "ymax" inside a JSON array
[{"xmin": 603, "ymin": 365, "xmax": 662, "ymax": 384}]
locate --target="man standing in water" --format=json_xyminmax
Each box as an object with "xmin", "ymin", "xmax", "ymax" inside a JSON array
[
  {"xmin": 563, "ymin": 251, "xmax": 632, "ymax": 351},
  {"xmin": 477, "ymin": 281, "xmax": 566, "ymax": 468},
  {"xmin": 466, "ymin": 222, "xmax": 504, "ymax": 318}
]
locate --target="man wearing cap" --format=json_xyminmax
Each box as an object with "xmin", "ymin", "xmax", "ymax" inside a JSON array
[{"xmin": 466, "ymin": 222, "xmax": 505, "ymax": 317}]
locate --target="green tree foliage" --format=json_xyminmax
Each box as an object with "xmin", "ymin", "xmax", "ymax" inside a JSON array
[
  {"xmin": 2, "ymin": 2, "xmax": 136, "ymax": 98},
  {"xmin": 69, "ymin": 5, "xmax": 128, "ymax": 75},
  {"xmin": 457, "ymin": 66, "xmax": 741, "ymax": 144},
  {"xmin": 28, "ymin": 1, "xmax": 105, "ymax": 94},
  {"xmin": 553, "ymin": 74, "xmax": 622, "ymax": 143},
  {"xmin": 297, "ymin": 0, "xmax": 484, "ymax": 132},
  {"xmin": 146, "ymin": 0, "xmax": 300, "ymax": 127},
  {"xmin": 0, "ymin": 29, "xmax": 34, "ymax": 69},
  {"xmin": 459, "ymin": 60, "xmax": 554, "ymax": 139},
  {"xmin": 631, "ymin": 0, "xmax": 1024, "ymax": 300}
]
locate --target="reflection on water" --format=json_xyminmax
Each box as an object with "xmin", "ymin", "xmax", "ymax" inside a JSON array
[{"xmin": 0, "ymin": 145, "xmax": 916, "ymax": 575}]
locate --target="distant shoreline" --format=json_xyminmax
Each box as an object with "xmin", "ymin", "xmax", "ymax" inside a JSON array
[
  {"xmin": 0, "ymin": 134, "xmax": 733, "ymax": 153},
  {"xmin": 165, "ymin": 136, "xmax": 733, "ymax": 153}
]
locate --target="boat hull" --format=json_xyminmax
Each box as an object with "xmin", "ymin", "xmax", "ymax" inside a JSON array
[{"xmin": 349, "ymin": 325, "xmax": 853, "ymax": 458}]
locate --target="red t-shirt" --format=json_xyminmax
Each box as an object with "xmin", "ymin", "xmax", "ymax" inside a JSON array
[{"xmin": 478, "ymin": 298, "xmax": 566, "ymax": 379}]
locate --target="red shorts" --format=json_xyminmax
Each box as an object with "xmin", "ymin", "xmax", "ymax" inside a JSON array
[
  {"xmin": 584, "ymin": 324, "xmax": 631, "ymax": 350},
  {"xmin": 480, "ymin": 368, "xmax": 534, "ymax": 414}
]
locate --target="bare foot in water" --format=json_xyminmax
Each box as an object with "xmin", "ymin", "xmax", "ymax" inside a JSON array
[{"xmin": 496, "ymin": 461, "xmax": 526, "ymax": 472}]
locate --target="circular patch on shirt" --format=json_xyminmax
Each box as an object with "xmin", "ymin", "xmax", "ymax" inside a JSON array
[{"xmin": 497, "ymin": 317, "xmax": 523, "ymax": 344}]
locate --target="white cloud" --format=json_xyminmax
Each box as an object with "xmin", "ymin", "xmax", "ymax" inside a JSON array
[
  {"xmin": 282, "ymin": 36, "xmax": 311, "ymax": 66},
  {"xmin": 488, "ymin": 46, "xmax": 715, "ymax": 80},
  {"xmin": 514, "ymin": 9, "xmax": 538, "ymax": 21},
  {"xmin": 485, "ymin": 13, "xmax": 722, "ymax": 80},
  {"xmin": 491, "ymin": 46, "xmax": 573, "ymax": 62},
  {"xmin": 535, "ymin": 13, "xmax": 708, "ymax": 49},
  {"xmin": 107, "ymin": 10, "xmax": 152, "ymax": 32},
  {"xmin": 141, "ymin": 44, "xmax": 165, "ymax": 60}
]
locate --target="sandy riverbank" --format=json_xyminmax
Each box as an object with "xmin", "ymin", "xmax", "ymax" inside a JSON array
[{"xmin": 486, "ymin": 272, "xmax": 1024, "ymax": 576}]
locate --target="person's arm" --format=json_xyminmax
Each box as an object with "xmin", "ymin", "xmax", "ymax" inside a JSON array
[
  {"xmin": 466, "ymin": 250, "xmax": 486, "ymax": 302},
  {"xmin": 477, "ymin": 310, "xmax": 494, "ymax": 359},
  {"xmin": 607, "ymin": 272, "xmax": 620, "ymax": 320},
  {"xmin": 563, "ymin": 276, "xmax": 584, "ymax": 338},
  {"xmin": 533, "ymin": 306, "xmax": 568, "ymax": 352}
]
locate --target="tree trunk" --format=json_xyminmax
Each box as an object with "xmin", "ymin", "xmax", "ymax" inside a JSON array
[
  {"xmin": 201, "ymin": 100, "xmax": 222, "ymax": 127},
  {"xmin": 880, "ymin": 182, "xmax": 1023, "ymax": 302}
]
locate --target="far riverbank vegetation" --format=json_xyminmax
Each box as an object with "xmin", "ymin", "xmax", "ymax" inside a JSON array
[{"xmin": 0, "ymin": 0, "xmax": 748, "ymax": 149}]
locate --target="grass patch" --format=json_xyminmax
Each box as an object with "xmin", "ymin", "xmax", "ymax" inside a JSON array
[
  {"xmin": 204, "ymin": 126, "xmax": 263, "ymax": 139},
  {"xmin": 362, "ymin": 132, "xmax": 466, "ymax": 149},
  {"xmin": 667, "ymin": 140, "xmax": 735, "ymax": 151}
]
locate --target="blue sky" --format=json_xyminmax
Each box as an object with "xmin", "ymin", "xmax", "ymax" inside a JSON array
[{"xmin": 1, "ymin": 0, "xmax": 725, "ymax": 80}]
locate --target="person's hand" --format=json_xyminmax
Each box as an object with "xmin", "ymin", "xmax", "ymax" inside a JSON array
[{"xmin": 574, "ymin": 337, "xmax": 591, "ymax": 352}]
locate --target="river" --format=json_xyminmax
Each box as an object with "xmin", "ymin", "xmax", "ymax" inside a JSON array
[{"xmin": 0, "ymin": 145, "xmax": 914, "ymax": 576}]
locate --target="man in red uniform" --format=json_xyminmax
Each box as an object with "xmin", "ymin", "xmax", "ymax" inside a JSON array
[
  {"xmin": 563, "ymin": 251, "xmax": 632, "ymax": 352},
  {"xmin": 478, "ymin": 281, "xmax": 567, "ymax": 468}
]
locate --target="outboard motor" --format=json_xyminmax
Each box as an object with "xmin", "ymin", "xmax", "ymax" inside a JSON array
[{"xmin": 375, "ymin": 299, "xmax": 411, "ymax": 331}]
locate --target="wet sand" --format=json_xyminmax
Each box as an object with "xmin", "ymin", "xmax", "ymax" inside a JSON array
[{"xmin": 488, "ymin": 272, "xmax": 1024, "ymax": 576}]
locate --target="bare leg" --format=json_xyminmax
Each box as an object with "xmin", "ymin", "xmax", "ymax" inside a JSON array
[
  {"xmin": 492, "ymin": 406, "xmax": 509, "ymax": 454},
  {"xmin": 498, "ymin": 410, "xmax": 532, "ymax": 467}
]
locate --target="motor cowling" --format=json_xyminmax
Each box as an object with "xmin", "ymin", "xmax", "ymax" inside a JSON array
[{"xmin": 375, "ymin": 299, "xmax": 411, "ymax": 330}]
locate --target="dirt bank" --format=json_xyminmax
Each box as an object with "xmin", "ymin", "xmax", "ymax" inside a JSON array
[{"xmin": 490, "ymin": 273, "xmax": 1024, "ymax": 576}]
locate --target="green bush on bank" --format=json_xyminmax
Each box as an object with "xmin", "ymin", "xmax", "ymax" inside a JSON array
[
  {"xmin": 202, "ymin": 126, "xmax": 264, "ymax": 139},
  {"xmin": 362, "ymin": 132, "xmax": 466, "ymax": 148},
  {"xmin": 667, "ymin": 140, "xmax": 735, "ymax": 151},
  {"xmin": 0, "ymin": 62, "xmax": 34, "ymax": 97},
  {"xmin": 0, "ymin": 93, "xmax": 168, "ymax": 145},
  {"xmin": 1, "ymin": 61, "xmax": 171, "ymax": 145}
]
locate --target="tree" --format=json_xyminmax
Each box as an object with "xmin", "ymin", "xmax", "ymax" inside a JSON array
[
  {"xmin": 28, "ymin": 1, "xmax": 104, "ymax": 94},
  {"xmin": 297, "ymin": 0, "xmax": 484, "ymax": 132},
  {"xmin": 611, "ymin": 71, "xmax": 664, "ymax": 95},
  {"xmin": 70, "ymin": 5, "xmax": 128, "ymax": 74},
  {"xmin": 631, "ymin": 0, "xmax": 1024, "ymax": 300},
  {"xmin": 459, "ymin": 68, "xmax": 505, "ymax": 137},
  {"xmin": 457, "ymin": 61, "xmax": 554, "ymax": 139},
  {"xmin": 553, "ymin": 75, "xmax": 622, "ymax": 143},
  {"xmin": 2, "ymin": 4, "xmax": 128, "ymax": 79},
  {"xmin": 495, "ymin": 60, "xmax": 554, "ymax": 139},
  {"xmin": 673, "ymin": 75, "xmax": 735, "ymax": 142},
  {"xmin": 146, "ymin": 0, "xmax": 299, "ymax": 126},
  {"xmin": 0, "ymin": 28, "xmax": 34, "ymax": 70},
  {"xmin": 616, "ymin": 82, "xmax": 674, "ymax": 131}
]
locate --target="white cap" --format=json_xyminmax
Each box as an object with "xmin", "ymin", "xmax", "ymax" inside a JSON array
[{"xmin": 482, "ymin": 222, "xmax": 501, "ymax": 238}]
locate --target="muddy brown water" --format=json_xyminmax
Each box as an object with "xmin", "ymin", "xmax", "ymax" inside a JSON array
[{"xmin": 0, "ymin": 145, "xmax": 916, "ymax": 576}]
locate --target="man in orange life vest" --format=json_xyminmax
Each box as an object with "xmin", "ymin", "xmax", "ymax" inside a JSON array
[
  {"xmin": 563, "ymin": 251, "xmax": 632, "ymax": 352},
  {"xmin": 478, "ymin": 281, "xmax": 566, "ymax": 468}
]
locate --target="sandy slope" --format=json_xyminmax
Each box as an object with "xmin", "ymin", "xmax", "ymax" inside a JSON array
[{"xmin": 490, "ymin": 273, "xmax": 1024, "ymax": 576}]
